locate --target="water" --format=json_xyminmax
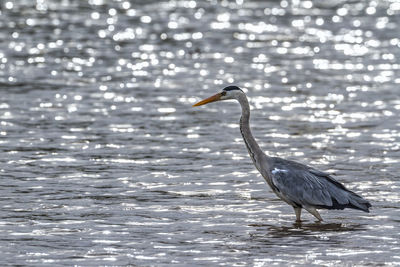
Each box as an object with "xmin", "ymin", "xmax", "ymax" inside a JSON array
[{"xmin": 1, "ymin": 0, "xmax": 399, "ymax": 265}]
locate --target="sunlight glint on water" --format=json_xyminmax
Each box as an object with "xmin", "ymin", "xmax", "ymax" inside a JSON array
[{"xmin": 0, "ymin": 0, "xmax": 399, "ymax": 265}]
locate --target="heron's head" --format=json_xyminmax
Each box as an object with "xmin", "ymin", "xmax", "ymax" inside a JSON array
[{"xmin": 192, "ymin": 85, "xmax": 244, "ymax": 107}]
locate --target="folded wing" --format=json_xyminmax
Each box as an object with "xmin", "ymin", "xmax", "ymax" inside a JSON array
[{"xmin": 270, "ymin": 158, "xmax": 371, "ymax": 212}]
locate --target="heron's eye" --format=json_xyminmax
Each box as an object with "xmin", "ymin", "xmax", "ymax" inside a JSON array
[{"xmin": 221, "ymin": 91, "xmax": 226, "ymax": 96}]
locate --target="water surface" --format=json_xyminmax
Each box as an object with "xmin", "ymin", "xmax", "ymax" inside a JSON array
[{"xmin": 0, "ymin": 0, "xmax": 399, "ymax": 265}]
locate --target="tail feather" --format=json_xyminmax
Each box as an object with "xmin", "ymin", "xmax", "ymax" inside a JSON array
[
  {"xmin": 347, "ymin": 191, "xmax": 372, "ymax": 212},
  {"xmin": 315, "ymin": 171, "xmax": 371, "ymax": 212},
  {"xmin": 317, "ymin": 191, "xmax": 371, "ymax": 212}
]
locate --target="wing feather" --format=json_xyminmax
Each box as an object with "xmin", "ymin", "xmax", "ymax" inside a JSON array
[
  {"xmin": 271, "ymin": 168, "xmax": 334, "ymax": 207},
  {"xmin": 269, "ymin": 158, "xmax": 371, "ymax": 211}
]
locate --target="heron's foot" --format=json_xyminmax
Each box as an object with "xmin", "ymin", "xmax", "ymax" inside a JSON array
[
  {"xmin": 293, "ymin": 207, "xmax": 302, "ymax": 223},
  {"xmin": 293, "ymin": 219, "xmax": 303, "ymax": 227},
  {"xmin": 293, "ymin": 220, "xmax": 303, "ymax": 228},
  {"xmin": 304, "ymin": 207, "xmax": 323, "ymax": 222},
  {"xmin": 315, "ymin": 215, "xmax": 323, "ymax": 222}
]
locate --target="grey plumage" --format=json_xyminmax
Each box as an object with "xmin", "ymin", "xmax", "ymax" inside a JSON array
[
  {"xmin": 193, "ymin": 86, "xmax": 371, "ymax": 222},
  {"xmin": 269, "ymin": 157, "xmax": 371, "ymax": 212}
]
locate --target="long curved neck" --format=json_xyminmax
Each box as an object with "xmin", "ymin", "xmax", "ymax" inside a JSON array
[{"xmin": 237, "ymin": 94, "xmax": 264, "ymax": 161}]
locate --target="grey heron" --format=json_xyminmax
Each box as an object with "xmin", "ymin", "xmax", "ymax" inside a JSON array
[{"xmin": 193, "ymin": 85, "xmax": 371, "ymax": 222}]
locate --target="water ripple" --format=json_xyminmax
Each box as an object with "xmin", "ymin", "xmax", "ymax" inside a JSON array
[{"xmin": 0, "ymin": 0, "xmax": 399, "ymax": 265}]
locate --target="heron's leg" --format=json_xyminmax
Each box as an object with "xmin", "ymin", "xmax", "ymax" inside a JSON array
[
  {"xmin": 305, "ymin": 207, "xmax": 323, "ymax": 221},
  {"xmin": 294, "ymin": 207, "xmax": 302, "ymax": 222}
]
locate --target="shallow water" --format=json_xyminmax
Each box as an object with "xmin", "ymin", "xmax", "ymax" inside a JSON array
[{"xmin": 0, "ymin": 0, "xmax": 399, "ymax": 265}]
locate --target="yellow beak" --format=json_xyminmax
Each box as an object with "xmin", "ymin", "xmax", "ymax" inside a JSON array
[{"xmin": 192, "ymin": 93, "xmax": 222, "ymax": 107}]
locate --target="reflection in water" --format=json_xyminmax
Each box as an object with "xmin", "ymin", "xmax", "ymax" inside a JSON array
[
  {"xmin": 249, "ymin": 222, "xmax": 366, "ymax": 240},
  {"xmin": 0, "ymin": 0, "xmax": 400, "ymax": 266},
  {"xmin": 291, "ymin": 222, "xmax": 365, "ymax": 232}
]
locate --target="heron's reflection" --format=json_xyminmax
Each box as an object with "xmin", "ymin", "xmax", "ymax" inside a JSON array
[{"xmin": 248, "ymin": 221, "xmax": 366, "ymax": 240}]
